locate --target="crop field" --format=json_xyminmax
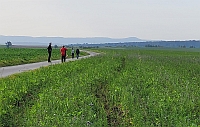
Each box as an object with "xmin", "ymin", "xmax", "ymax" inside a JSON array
[
  {"xmin": 0, "ymin": 48, "xmax": 199, "ymax": 126},
  {"xmin": 0, "ymin": 48, "xmax": 87, "ymax": 67}
]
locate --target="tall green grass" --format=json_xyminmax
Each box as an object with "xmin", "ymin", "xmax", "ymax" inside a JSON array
[{"xmin": 0, "ymin": 48, "xmax": 199, "ymax": 126}]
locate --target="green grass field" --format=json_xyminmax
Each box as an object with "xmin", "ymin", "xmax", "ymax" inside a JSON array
[
  {"xmin": 0, "ymin": 48, "xmax": 199, "ymax": 126},
  {"xmin": 0, "ymin": 47, "xmax": 88, "ymax": 67}
]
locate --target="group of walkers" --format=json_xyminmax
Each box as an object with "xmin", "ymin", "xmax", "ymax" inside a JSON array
[{"xmin": 47, "ymin": 42, "xmax": 80, "ymax": 63}]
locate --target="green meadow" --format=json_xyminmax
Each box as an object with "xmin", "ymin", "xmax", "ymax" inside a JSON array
[
  {"xmin": 0, "ymin": 48, "xmax": 88, "ymax": 67},
  {"xmin": 0, "ymin": 48, "xmax": 199, "ymax": 126}
]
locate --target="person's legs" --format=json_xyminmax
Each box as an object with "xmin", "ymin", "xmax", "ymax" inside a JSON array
[
  {"xmin": 61, "ymin": 56, "xmax": 64, "ymax": 62},
  {"xmin": 64, "ymin": 55, "xmax": 66, "ymax": 62},
  {"xmin": 48, "ymin": 52, "xmax": 51, "ymax": 62}
]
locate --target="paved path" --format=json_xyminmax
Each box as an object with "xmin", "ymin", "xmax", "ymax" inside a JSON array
[{"xmin": 0, "ymin": 50, "xmax": 99, "ymax": 78}]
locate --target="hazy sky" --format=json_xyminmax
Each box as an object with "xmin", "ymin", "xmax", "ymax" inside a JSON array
[{"xmin": 0, "ymin": 0, "xmax": 199, "ymax": 40}]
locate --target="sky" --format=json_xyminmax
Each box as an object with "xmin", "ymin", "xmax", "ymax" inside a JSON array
[{"xmin": 0, "ymin": 0, "xmax": 199, "ymax": 40}]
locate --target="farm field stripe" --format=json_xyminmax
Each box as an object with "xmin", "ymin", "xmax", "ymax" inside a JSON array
[
  {"xmin": 0, "ymin": 48, "xmax": 89, "ymax": 67},
  {"xmin": 0, "ymin": 50, "xmax": 99, "ymax": 78}
]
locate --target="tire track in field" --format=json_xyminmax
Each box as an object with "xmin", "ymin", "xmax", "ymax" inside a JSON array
[
  {"xmin": 1, "ymin": 78, "xmax": 51, "ymax": 126},
  {"xmin": 0, "ymin": 50, "xmax": 100, "ymax": 126},
  {"xmin": 92, "ymin": 57, "xmax": 127, "ymax": 126}
]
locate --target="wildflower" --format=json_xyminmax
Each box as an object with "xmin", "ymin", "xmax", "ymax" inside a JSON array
[
  {"xmin": 86, "ymin": 121, "xmax": 91, "ymax": 126},
  {"xmin": 89, "ymin": 102, "xmax": 94, "ymax": 106}
]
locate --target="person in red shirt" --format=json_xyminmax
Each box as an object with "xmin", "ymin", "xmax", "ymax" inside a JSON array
[{"xmin": 60, "ymin": 46, "xmax": 68, "ymax": 62}]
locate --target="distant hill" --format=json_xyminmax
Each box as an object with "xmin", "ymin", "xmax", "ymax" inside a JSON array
[
  {"xmin": 79, "ymin": 40, "xmax": 200, "ymax": 48},
  {"xmin": 0, "ymin": 35, "xmax": 144, "ymax": 46}
]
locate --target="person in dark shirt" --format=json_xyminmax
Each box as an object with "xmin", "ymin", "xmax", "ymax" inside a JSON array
[
  {"xmin": 76, "ymin": 48, "xmax": 80, "ymax": 59},
  {"xmin": 47, "ymin": 42, "xmax": 52, "ymax": 62}
]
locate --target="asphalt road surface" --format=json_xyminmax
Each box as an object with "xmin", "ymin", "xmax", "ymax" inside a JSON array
[{"xmin": 0, "ymin": 50, "xmax": 99, "ymax": 78}]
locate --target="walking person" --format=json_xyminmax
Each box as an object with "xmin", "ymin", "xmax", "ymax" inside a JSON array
[
  {"xmin": 71, "ymin": 48, "xmax": 75, "ymax": 58},
  {"xmin": 76, "ymin": 48, "xmax": 80, "ymax": 59},
  {"xmin": 47, "ymin": 42, "xmax": 52, "ymax": 62},
  {"xmin": 60, "ymin": 46, "xmax": 68, "ymax": 62}
]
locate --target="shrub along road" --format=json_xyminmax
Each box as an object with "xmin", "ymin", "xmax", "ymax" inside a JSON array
[{"xmin": 0, "ymin": 50, "xmax": 99, "ymax": 78}]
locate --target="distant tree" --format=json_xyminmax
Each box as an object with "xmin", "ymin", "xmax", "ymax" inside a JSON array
[
  {"xmin": 179, "ymin": 45, "xmax": 186, "ymax": 48},
  {"xmin": 54, "ymin": 45, "xmax": 58, "ymax": 48},
  {"xmin": 190, "ymin": 46, "xmax": 195, "ymax": 48},
  {"xmin": 5, "ymin": 41, "xmax": 12, "ymax": 48}
]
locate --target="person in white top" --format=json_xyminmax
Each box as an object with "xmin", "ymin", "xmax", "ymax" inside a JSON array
[{"xmin": 71, "ymin": 48, "xmax": 74, "ymax": 58}]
